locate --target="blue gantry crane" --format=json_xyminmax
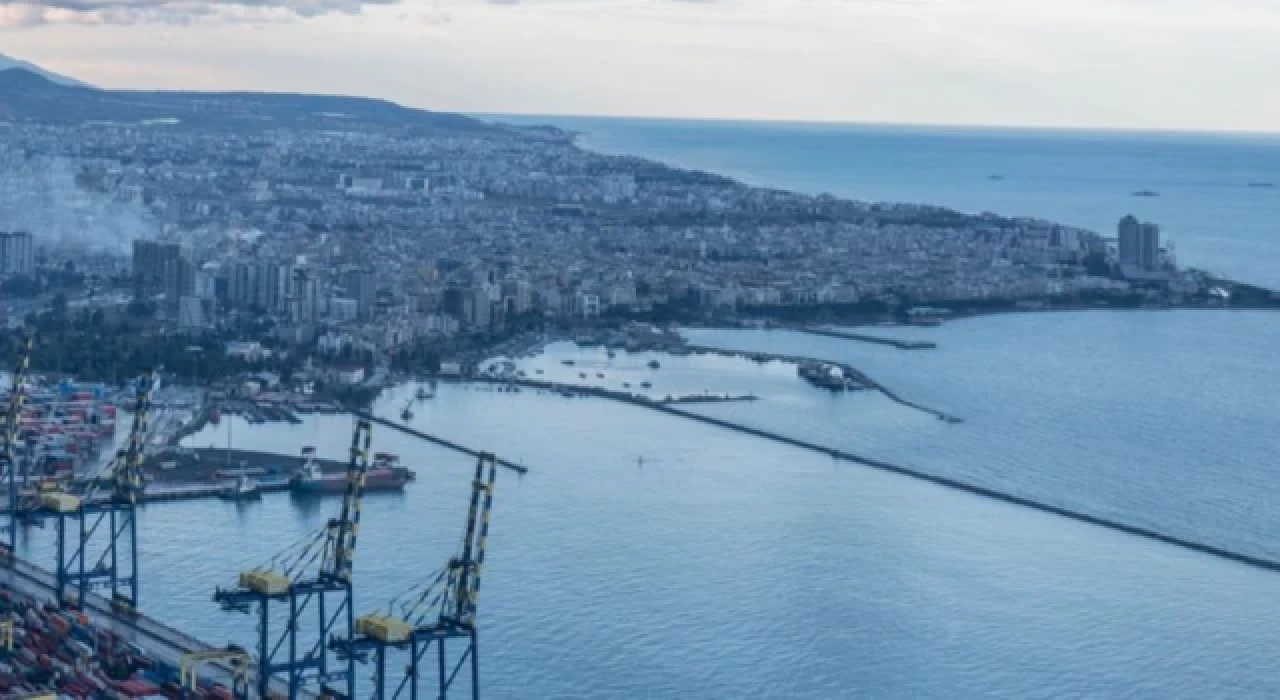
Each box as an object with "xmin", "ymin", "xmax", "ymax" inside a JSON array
[
  {"xmin": 36, "ymin": 371, "xmax": 155, "ymax": 613},
  {"xmin": 214, "ymin": 418, "xmax": 374, "ymax": 700},
  {"xmin": 332, "ymin": 452, "xmax": 498, "ymax": 700},
  {"xmin": 0, "ymin": 334, "xmax": 33, "ymax": 560}
]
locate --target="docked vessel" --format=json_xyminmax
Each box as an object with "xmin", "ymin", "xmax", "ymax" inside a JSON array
[{"xmin": 290, "ymin": 447, "xmax": 414, "ymax": 494}]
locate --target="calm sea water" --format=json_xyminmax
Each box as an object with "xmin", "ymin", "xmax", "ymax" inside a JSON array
[
  {"xmin": 13, "ymin": 311, "xmax": 1280, "ymax": 698},
  {"xmin": 492, "ymin": 115, "xmax": 1280, "ymax": 289}
]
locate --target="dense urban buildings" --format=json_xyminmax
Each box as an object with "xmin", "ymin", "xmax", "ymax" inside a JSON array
[{"xmin": 0, "ymin": 71, "xmax": 1227, "ymax": 370}]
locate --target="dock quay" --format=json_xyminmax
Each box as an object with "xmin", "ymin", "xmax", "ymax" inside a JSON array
[
  {"xmin": 148, "ymin": 447, "xmax": 350, "ymax": 481},
  {"xmin": 0, "ymin": 557, "xmax": 310, "ymax": 698},
  {"xmin": 799, "ymin": 326, "xmax": 938, "ymax": 350}
]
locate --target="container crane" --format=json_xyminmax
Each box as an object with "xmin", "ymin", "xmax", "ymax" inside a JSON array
[
  {"xmin": 37, "ymin": 371, "xmax": 154, "ymax": 613},
  {"xmin": 332, "ymin": 452, "xmax": 498, "ymax": 700},
  {"xmin": 1, "ymin": 334, "xmax": 33, "ymax": 560},
  {"xmin": 214, "ymin": 418, "xmax": 373, "ymax": 700}
]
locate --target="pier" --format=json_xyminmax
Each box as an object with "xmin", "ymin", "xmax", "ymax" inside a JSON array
[
  {"xmin": 799, "ymin": 326, "xmax": 938, "ymax": 350},
  {"xmin": 355, "ymin": 411, "xmax": 530, "ymax": 474},
  {"xmin": 462, "ymin": 376, "xmax": 1280, "ymax": 576}
]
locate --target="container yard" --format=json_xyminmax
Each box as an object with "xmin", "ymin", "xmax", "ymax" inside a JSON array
[
  {"xmin": 0, "ymin": 583, "xmax": 242, "ymax": 698},
  {"xmin": 0, "ymin": 378, "xmax": 119, "ymax": 484},
  {"xmin": 0, "ymin": 349, "xmax": 506, "ymax": 698}
]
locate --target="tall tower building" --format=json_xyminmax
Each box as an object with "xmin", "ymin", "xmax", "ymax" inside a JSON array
[
  {"xmin": 0, "ymin": 231, "xmax": 35, "ymax": 277},
  {"xmin": 342, "ymin": 267, "xmax": 376, "ymax": 321},
  {"xmin": 132, "ymin": 240, "xmax": 193, "ymax": 308},
  {"xmin": 1117, "ymin": 216, "xmax": 1160, "ymax": 271}
]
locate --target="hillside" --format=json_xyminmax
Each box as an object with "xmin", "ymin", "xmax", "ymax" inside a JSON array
[
  {"xmin": 0, "ymin": 68, "xmax": 496, "ymax": 133},
  {"xmin": 0, "ymin": 53, "xmax": 89, "ymax": 87}
]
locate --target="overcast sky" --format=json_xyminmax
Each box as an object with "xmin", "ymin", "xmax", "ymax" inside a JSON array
[{"xmin": 2, "ymin": 0, "xmax": 1278, "ymax": 131}]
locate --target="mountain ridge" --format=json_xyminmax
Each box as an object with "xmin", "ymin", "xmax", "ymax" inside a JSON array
[
  {"xmin": 0, "ymin": 53, "xmax": 91, "ymax": 87},
  {"xmin": 0, "ymin": 66, "xmax": 497, "ymax": 133}
]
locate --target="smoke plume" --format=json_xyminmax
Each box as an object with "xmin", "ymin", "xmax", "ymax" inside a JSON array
[{"xmin": 0, "ymin": 155, "xmax": 161, "ymax": 254}]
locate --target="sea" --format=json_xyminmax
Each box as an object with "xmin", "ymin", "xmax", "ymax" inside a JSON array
[{"xmin": 17, "ymin": 120, "xmax": 1280, "ymax": 698}]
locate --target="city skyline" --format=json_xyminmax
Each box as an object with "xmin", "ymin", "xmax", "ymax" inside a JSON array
[{"xmin": 2, "ymin": 0, "xmax": 1280, "ymax": 133}]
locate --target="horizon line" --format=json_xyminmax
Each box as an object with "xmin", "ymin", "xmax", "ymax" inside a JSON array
[
  {"xmin": 6, "ymin": 64, "xmax": 1279, "ymax": 139},
  {"xmin": 477, "ymin": 112, "xmax": 1280, "ymax": 140}
]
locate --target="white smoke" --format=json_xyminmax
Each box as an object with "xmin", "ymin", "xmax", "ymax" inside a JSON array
[{"xmin": 0, "ymin": 155, "xmax": 161, "ymax": 255}]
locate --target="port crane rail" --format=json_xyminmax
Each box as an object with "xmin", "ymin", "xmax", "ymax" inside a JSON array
[
  {"xmin": 1, "ymin": 334, "xmax": 33, "ymax": 558},
  {"xmin": 35, "ymin": 371, "xmax": 155, "ymax": 613},
  {"xmin": 214, "ymin": 418, "xmax": 373, "ymax": 700},
  {"xmin": 332, "ymin": 452, "xmax": 498, "ymax": 700}
]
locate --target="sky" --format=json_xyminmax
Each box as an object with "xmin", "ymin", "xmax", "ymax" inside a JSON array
[{"xmin": 1, "ymin": 0, "xmax": 1279, "ymax": 132}]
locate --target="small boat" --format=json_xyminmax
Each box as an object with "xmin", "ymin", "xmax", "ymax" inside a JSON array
[
  {"xmin": 1132, "ymin": 190, "xmax": 1159, "ymax": 197},
  {"xmin": 647, "ymin": 360, "xmax": 661, "ymax": 369},
  {"xmin": 218, "ymin": 475, "xmax": 261, "ymax": 502},
  {"xmin": 579, "ymin": 372, "xmax": 586, "ymax": 379},
  {"xmin": 596, "ymin": 373, "xmax": 604, "ymax": 379},
  {"xmin": 1248, "ymin": 181, "xmax": 1276, "ymax": 188},
  {"xmin": 606, "ymin": 351, "xmax": 616, "ymax": 359},
  {"xmin": 562, "ymin": 360, "xmax": 575, "ymax": 366},
  {"xmin": 415, "ymin": 387, "xmax": 432, "ymax": 400},
  {"xmin": 402, "ymin": 408, "xmax": 413, "ymax": 421},
  {"xmin": 640, "ymin": 381, "xmax": 652, "ymax": 389}
]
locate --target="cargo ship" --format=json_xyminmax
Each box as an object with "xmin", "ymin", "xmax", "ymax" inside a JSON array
[{"xmin": 289, "ymin": 447, "xmax": 414, "ymax": 494}]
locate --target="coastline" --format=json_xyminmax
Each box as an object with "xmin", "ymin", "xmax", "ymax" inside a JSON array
[{"xmin": 542, "ymin": 117, "xmax": 1280, "ymax": 297}]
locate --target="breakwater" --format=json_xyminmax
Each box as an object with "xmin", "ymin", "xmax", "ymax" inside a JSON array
[
  {"xmin": 355, "ymin": 411, "xmax": 530, "ymax": 475},
  {"xmin": 463, "ymin": 376, "xmax": 1280, "ymax": 575},
  {"xmin": 799, "ymin": 327, "xmax": 937, "ymax": 349},
  {"xmin": 684, "ymin": 344, "xmax": 961, "ymax": 423}
]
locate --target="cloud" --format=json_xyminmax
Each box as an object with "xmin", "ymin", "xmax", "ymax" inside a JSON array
[{"xmin": 0, "ymin": 0, "xmax": 400, "ymax": 27}]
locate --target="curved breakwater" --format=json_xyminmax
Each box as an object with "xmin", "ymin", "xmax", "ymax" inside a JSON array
[
  {"xmin": 684, "ymin": 344, "xmax": 962, "ymax": 423},
  {"xmin": 462, "ymin": 375, "xmax": 1280, "ymax": 575}
]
